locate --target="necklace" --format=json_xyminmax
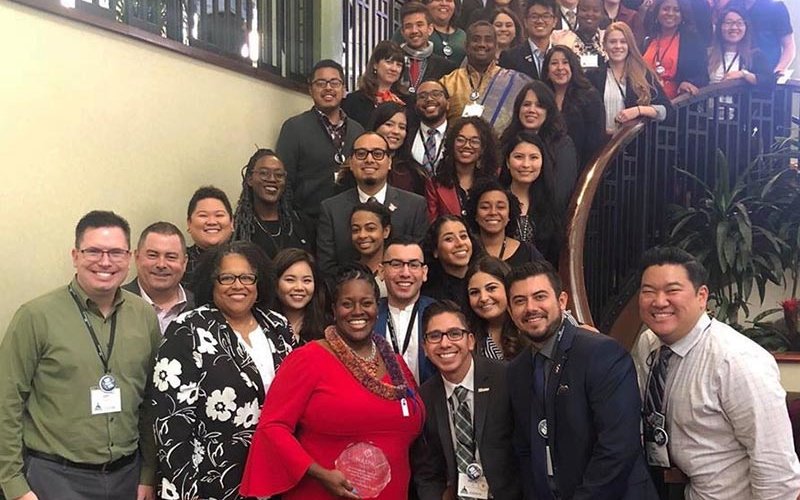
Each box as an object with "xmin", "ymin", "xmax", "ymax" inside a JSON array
[
  {"xmin": 466, "ymin": 66, "xmax": 486, "ymax": 102},
  {"xmin": 254, "ymin": 216, "xmax": 281, "ymax": 237}
]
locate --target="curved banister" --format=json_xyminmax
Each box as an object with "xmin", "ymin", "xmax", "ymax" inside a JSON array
[{"xmin": 560, "ymin": 78, "xmax": 800, "ymax": 335}]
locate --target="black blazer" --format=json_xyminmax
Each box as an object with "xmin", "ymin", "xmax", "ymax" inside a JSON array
[
  {"xmin": 562, "ymin": 85, "xmax": 606, "ymax": 169},
  {"xmin": 122, "ymin": 279, "xmax": 196, "ymax": 310},
  {"xmin": 341, "ymin": 90, "xmax": 376, "ymax": 129},
  {"xmin": 316, "ymin": 186, "xmax": 429, "ymax": 277},
  {"xmin": 507, "ymin": 322, "xmax": 658, "ymax": 500},
  {"xmin": 402, "ymin": 54, "xmax": 459, "ymax": 90},
  {"xmin": 412, "ymin": 356, "xmax": 523, "ymax": 499},
  {"xmin": 499, "ymin": 42, "xmax": 542, "ymax": 80},
  {"xmin": 642, "ymin": 29, "xmax": 709, "ymax": 89}
]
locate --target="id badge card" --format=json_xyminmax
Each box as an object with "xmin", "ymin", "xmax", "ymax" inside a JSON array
[
  {"xmin": 90, "ymin": 388, "xmax": 122, "ymax": 415},
  {"xmin": 644, "ymin": 411, "xmax": 670, "ymax": 467},
  {"xmin": 462, "ymin": 103, "xmax": 484, "ymax": 118},
  {"xmin": 457, "ymin": 473, "xmax": 490, "ymax": 499},
  {"xmin": 580, "ymin": 54, "xmax": 599, "ymax": 68}
]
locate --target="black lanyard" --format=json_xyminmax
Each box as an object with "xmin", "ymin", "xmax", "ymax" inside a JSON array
[
  {"xmin": 722, "ymin": 52, "xmax": 740, "ymax": 75},
  {"xmin": 314, "ymin": 108, "xmax": 348, "ymax": 164},
  {"xmin": 418, "ymin": 126, "xmax": 445, "ymax": 164},
  {"xmin": 68, "ymin": 286, "xmax": 117, "ymax": 374},
  {"xmin": 654, "ymin": 32, "xmax": 679, "ymax": 67},
  {"xmin": 611, "ymin": 70, "xmax": 627, "ymax": 101},
  {"xmin": 387, "ymin": 301, "xmax": 419, "ymax": 356}
]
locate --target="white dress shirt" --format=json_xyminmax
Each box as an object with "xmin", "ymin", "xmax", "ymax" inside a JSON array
[
  {"xmin": 632, "ymin": 313, "xmax": 800, "ymax": 499},
  {"xmin": 411, "ymin": 121, "xmax": 447, "ymax": 170},
  {"xmin": 357, "ymin": 183, "xmax": 388, "ymax": 204},
  {"xmin": 387, "ymin": 302, "xmax": 420, "ymax": 382},
  {"xmin": 234, "ymin": 325, "xmax": 277, "ymax": 394},
  {"xmin": 442, "ymin": 357, "xmax": 479, "ymax": 462}
]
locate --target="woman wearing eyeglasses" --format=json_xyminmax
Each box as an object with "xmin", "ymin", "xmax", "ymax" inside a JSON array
[
  {"xmin": 708, "ymin": 8, "xmax": 773, "ymax": 86},
  {"xmin": 151, "ymin": 241, "xmax": 294, "ymax": 500},
  {"xmin": 425, "ymin": 116, "xmax": 499, "ymax": 223},
  {"xmin": 233, "ymin": 149, "xmax": 315, "ymax": 259}
]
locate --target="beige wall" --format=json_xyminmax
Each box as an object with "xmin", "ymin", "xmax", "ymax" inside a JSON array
[{"xmin": 0, "ymin": 2, "xmax": 310, "ymax": 335}]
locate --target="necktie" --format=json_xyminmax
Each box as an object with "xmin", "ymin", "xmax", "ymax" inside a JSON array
[
  {"xmin": 423, "ymin": 128, "xmax": 438, "ymax": 173},
  {"xmin": 452, "ymin": 386, "xmax": 474, "ymax": 474},
  {"xmin": 409, "ymin": 58, "xmax": 421, "ymax": 85},
  {"xmin": 566, "ymin": 9, "xmax": 577, "ymax": 29},
  {"xmin": 367, "ymin": 196, "xmax": 378, "ymax": 204},
  {"xmin": 645, "ymin": 346, "xmax": 673, "ymax": 416},
  {"xmin": 531, "ymin": 352, "xmax": 554, "ymax": 500}
]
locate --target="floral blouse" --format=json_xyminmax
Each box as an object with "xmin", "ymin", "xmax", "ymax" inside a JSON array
[{"xmin": 151, "ymin": 304, "xmax": 294, "ymax": 500}]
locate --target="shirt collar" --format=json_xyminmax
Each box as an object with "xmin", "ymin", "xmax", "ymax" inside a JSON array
[
  {"xmin": 389, "ymin": 299, "xmax": 418, "ymax": 315},
  {"xmin": 443, "ymin": 356, "xmax": 475, "ymax": 400},
  {"xmin": 662, "ymin": 312, "xmax": 712, "ymax": 358},
  {"xmin": 528, "ymin": 39, "xmax": 553, "ymax": 58},
  {"xmin": 70, "ymin": 276, "xmax": 124, "ymax": 312},
  {"xmin": 358, "ymin": 183, "xmax": 388, "ymax": 204},
  {"xmin": 313, "ymin": 106, "xmax": 345, "ymax": 129},
  {"xmin": 532, "ymin": 318, "xmax": 564, "ymax": 361},
  {"xmin": 420, "ymin": 120, "xmax": 448, "ymax": 136},
  {"xmin": 137, "ymin": 280, "xmax": 188, "ymax": 311}
]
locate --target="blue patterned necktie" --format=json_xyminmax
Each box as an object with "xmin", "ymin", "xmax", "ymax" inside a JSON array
[
  {"xmin": 423, "ymin": 128, "xmax": 438, "ymax": 173},
  {"xmin": 646, "ymin": 346, "xmax": 673, "ymax": 416}
]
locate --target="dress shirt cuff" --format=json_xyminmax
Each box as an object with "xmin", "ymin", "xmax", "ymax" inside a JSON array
[{"xmin": 2, "ymin": 473, "xmax": 32, "ymax": 500}]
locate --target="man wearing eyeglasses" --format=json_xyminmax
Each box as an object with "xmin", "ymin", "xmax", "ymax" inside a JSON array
[
  {"xmin": 0, "ymin": 210, "xmax": 161, "ymax": 500},
  {"xmin": 499, "ymin": 0, "xmax": 559, "ymax": 80},
  {"xmin": 409, "ymin": 80, "xmax": 451, "ymax": 175},
  {"xmin": 275, "ymin": 59, "xmax": 364, "ymax": 222},
  {"xmin": 317, "ymin": 132, "xmax": 429, "ymax": 277},
  {"xmin": 123, "ymin": 222, "xmax": 194, "ymax": 334},
  {"xmin": 505, "ymin": 260, "xmax": 656, "ymax": 499},
  {"xmin": 411, "ymin": 299, "xmax": 521, "ymax": 499},
  {"xmin": 374, "ymin": 236, "xmax": 436, "ymax": 384}
]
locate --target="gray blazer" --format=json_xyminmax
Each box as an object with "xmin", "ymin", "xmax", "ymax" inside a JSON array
[{"xmin": 316, "ymin": 186, "xmax": 429, "ymax": 277}]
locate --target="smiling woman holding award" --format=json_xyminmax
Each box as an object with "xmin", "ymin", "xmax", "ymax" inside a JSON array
[{"xmin": 240, "ymin": 263, "xmax": 424, "ymax": 499}]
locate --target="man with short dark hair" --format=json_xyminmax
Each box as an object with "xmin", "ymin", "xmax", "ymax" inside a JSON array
[
  {"xmin": 398, "ymin": 2, "xmax": 458, "ymax": 93},
  {"xmin": 123, "ymin": 222, "xmax": 194, "ymax": 333},
  {"xmin": 375, "ymin": 236, "xmax": 436, "ymax": 384},
  {"xmin": 632, "ymin": 247, "xmax": 800, "ymax": 498},
  {"xmin": 440, "ymin": 20, "xmax": 531, "ymax": 134},
  {"xmin": 0, "ymin": 210, "xmax": 161, "ymax": 500},
  {"xmin": 409, "ymin": 80, "xmax": 450, "ymax": 174},
  {"xmin": 499, "ymin": 0, "xmax": 559, "ymax": 79},
  {"xmin": 317, "ymin": 132, "xmax": 428, "ymax": 277},
  {"xmin": 412, "ymin": 299, "xmax": 521, "ymax": 499},
  {"xmin": 276, "ymin": 59, "xmax": 365, "ymax": 221},
  {"xmin": 183, "ymin": 185, "xmax": 234, "ymax": 291},
  {"xmin": 505, "ymin": 260, "xmax": 656, "ymax": 499}
]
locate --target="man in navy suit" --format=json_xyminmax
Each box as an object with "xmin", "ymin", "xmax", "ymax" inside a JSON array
[
  {"xmin": 375, "ymin": 236, "xmax": 437, "ymax": 384},
  {"xmin": 412, "ymin": 300, "xmax": 522, "ymax": 499},
  {"xmin": 505, "ymin": 260, "xmax": 657, "ymax": 499},
  {"xmin": 498, "ymin": 0, "xmax": 559, "ymax": 80},
  {"xmin": 316, "ymin": 132, "xmax": 429, "ymax": 277}
]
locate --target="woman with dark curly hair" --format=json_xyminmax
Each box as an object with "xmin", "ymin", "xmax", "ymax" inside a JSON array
[
  {"xmin": 271, "ymin": 248, "xmax": 331, "ymax": 345},
  {"xmin": 499, "ymin": 81, "xmax": 578, "ymax": 214},
  {"xmin": 367, "ymin": 102, "xmax": 429, "ymax": 196},
  {"xmin": 232, "ymin": 149, "xmax": 314, "ymax": 259},
  {"xmin": 465, "ymin": 256, "xmax": 528, "ymax": 360},
  {"xmin": 465, "ymin": 179, "xmax": 542, "ymax": 267},
  {"xmin": 425, "ymin": 116, "xmax": 499, "ymax": 222},
  {"xmin": 642, "ymin": 0, "xmax": 709, "ymax": 99},
  {"xmin": 500, "ymin": 131, "xmax": 564, "ymax": 266},
  {"xmin": 542, "ymin": 46, "xmax": 606, "ymax": 169},
  {"xmin": 342, "ymin": 41, "xmax": 407, "ymax": 127}
]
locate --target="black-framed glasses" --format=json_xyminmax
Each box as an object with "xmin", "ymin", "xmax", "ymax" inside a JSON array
[
  {"xmin": 455, "ymin": 136, "xmax": 482, "ymax": 148},
  {"xmin": 216, "ymin": 273, "xmax": 258, "ymax": 285},
  {"xmin": 79, "ymin": 248, "xmax": 130, "ymax": 262},
  {"xmin": 353, "ymin": 148, "xmax": 388, "ymax": 161},
  {"xmin": 311, "ymin": 78, "xmax": 344, "ymax": 89},
  {"xmin": 424, "ymin": 328, "xmax": 470, "ymax": 343},
  {"xmin": 527, "ymin": 13, "xmax": 555, "ymax": 22},
  {"xmin": 253, "ymin": 169, "xmax": 287, "ymax": 182},
  {"xmin": 417, "ymin": 90, "xmax": 446, "ymax": 101},
  {"xmin": 382, "ymin": 259, "xmax": 425, "ymax": 271}
]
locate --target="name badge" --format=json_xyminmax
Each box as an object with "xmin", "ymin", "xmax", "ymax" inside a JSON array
[
  {"xmin": 91, "ymin": 387, "xmax": 121, "ymax": 415},
  {"xmin": 457, "ymin": 472, "xmax": 490, "ymax": 499},
  {"xmin": 462, "ymin": 103, "xmax": 484, "ymax": 118},
  {"xmin": 644, "ymin": 411, "xmax": 671, "ymax": 467},
  {"xmin": 580, "ymin": 53, "xmax": 599, "ymax": 68}
]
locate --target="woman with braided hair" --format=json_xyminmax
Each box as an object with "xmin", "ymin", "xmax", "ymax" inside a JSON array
[{"xmin": 233, "ymin": 149, "xmax": 315, "ymax": 259}]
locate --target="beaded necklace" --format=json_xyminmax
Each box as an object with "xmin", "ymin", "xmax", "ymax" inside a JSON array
[{"xmin": 324, "ymin": 325, "xmax": 408, "ymax": 400}]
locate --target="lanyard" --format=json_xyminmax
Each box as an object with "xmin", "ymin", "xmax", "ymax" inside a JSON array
[
  {"xmin": 314, "ymin": 108, "xmax": 348, "ymax": 164},
  {"xmin": 722, "ymin": 52, "xmax": 740, "ymax": 75},
  {"xmin": 386, "ymin": 301, "xmax": 419, "ymax": 356},
  {"xmin": 611, "ymin": 69, "xmax": 627, "ymax": 101},
  {"xmin": 418, "ymin": 126, "xmax": 445, "ymax": 163},
  {"xmin": 654, "ymin": 32, "xmax": 679, "ymax": 66},
  {"xmin": 68, "ymin": 286, "xmax": 117, "ymax": 374}
]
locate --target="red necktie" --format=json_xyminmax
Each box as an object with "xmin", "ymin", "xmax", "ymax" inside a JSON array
[{"xmin": 409, "ymin": 59, "xmax": 421, "ymax": 84}]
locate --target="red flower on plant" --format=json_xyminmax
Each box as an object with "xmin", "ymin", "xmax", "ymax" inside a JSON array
[{"xmin": 783, "ymin": 298, "xmax": 799, "ymax": 335}]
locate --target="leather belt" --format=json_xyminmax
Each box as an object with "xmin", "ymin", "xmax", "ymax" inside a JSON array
[{"xmin": 26, "ymin": 449, "xmax": 137, "ymax": 473}]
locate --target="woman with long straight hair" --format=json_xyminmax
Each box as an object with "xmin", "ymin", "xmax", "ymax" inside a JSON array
[
  {"xmin": 707, "ymin": 8, "xmax": 773, "ymax": 86},
  {"xmin": 271, "ymin": 248, "xmax": 330, "ymax": 345}
]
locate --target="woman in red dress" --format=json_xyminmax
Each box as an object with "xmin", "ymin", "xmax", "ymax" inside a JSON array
[{"xmin": 239, "ymin": 263, "xmax": 424, "ymax": 499}]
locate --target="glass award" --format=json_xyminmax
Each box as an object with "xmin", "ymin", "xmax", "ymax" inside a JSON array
[{"xmin": 334, "ymin": 442, "xmax": 391, "ymax": 498}]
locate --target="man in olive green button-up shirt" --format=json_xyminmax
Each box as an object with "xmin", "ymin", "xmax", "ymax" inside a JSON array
[{"xmin": 0, "ymin": 211, "xmax": 161, "ymax": 500}]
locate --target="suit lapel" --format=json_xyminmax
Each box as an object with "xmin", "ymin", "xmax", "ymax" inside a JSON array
[
  {"xmin": 473, "ymin": 357, "xmax": 491, "ymax": 450},
  {"xmin": 545, "ymin": 323, "xmax": 575, "ymax": 438},
  {"xmin": 433, "ymin": 377, "xmax": 458, "ymax": 481}
]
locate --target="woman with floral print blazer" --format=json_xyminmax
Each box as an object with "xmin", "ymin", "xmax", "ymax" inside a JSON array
[{"xmin": 151, "ymin": 242, "xmax": 294, "ymax": 500}]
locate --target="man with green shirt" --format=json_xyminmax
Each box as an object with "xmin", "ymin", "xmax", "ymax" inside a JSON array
[{"xmin": 0, "ymin": 210, "xmax": 161, "ymax": 500}]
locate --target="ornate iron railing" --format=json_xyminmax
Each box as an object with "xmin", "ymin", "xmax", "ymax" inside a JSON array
[{"xmin": 562, "ymin": 79, "xmax": 800, "ymax": 335}]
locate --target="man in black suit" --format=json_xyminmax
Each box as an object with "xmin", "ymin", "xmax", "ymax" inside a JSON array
[
  {"xmin": 123, "ymin": 221, "xmax": 194, "ymax": 334},
  {"xmin": 412, "ymin": 300, "xmax": 522, "ymax": 499},
  {"xmin": 399, "ymin": 2, "xmax": 459, "ymax": 94},
  {"xmin": 505, "ymin": 261, "xmax": 657, "ymax": 500},
  {"xmin": 276, "ymin": 59, "xmax": 364, "ymax": 222},
  {"xmin": 407, "ymin": 80, "xmax": 450, "ymax": 174},
  {"xmin": 499, "ymin": 0, "xmax": 559, "ymax": 79},
  {"xmin": 316, "ymin": 132, "xmax": 429, "ymax": 277}
]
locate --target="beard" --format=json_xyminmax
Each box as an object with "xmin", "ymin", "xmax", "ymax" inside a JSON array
[{"xmin": 522, "ymin": 313, "xmax": 564, "ymax": 345}]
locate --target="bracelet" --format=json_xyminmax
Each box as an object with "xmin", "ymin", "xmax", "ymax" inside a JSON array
[{"xmin": 636, "ymin": 106, "xmax": 641, "ymax": 117}]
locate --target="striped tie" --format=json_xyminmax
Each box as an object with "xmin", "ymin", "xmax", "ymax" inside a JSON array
[
  {"xmin": 423, "ymin": 128, "xmax": 438, "ymax": 174},
  {"xmin": 452, "ymin": 385, "xmax": 473, "ymax": 474},
  {"xmin": 645, "ymin": 346, "xmax": 673, "ymax": 415}
]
